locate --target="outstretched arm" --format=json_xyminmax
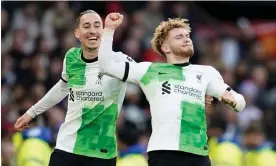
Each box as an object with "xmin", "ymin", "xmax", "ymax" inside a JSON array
[
  {"xmin": 26, "ymin": 80, "xmax": 69, "ymax": 118},
  {"xmin": 14, "ymin": 80, "xmax": 69, "ymax": 131},
  {"xmin": 14, "ymin": 57, "xmax": 70, "ymax": 131}
]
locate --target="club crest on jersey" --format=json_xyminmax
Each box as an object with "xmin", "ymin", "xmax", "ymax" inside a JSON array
[
  {"xmin": 196, "ymin": 74, "xmax": 202, "ymax": 83},
  {"xmin": 96, "ymin": 72, "xmax": 103, "ymax": 85},
  {"xmin": 126, "ymin": 56, "xmax": 133, "ymax": 62}
]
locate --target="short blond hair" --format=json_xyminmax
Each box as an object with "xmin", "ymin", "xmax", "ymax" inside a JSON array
[{"xmin": 151, "ymin": 18, "xmax": 191, "ymax": 56}]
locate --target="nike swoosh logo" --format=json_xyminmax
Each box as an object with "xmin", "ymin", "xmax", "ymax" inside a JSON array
[{"xmin": 158, "ymin": 72, "xmax": 168, "ymax": 75}]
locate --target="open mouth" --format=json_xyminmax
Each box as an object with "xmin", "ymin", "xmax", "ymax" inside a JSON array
[{"xmin": 87, "ymin": 36, "xmax": 98, "ymax": 42}]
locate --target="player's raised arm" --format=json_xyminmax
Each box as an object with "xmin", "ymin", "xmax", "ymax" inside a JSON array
[
  {"xmin": 98, "ymin": 13, "xmax": 149, "ymax": 83},
  {"xmin": 206, "ymin": 66, "xmax": 246, "ymax": 112},
  {"xmin": 14, "ymin": 58, "xmax": 69, "ymax": 131}
]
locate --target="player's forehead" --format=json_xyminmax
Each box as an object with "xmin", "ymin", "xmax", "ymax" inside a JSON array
[
  {"xmin": 79, "ymin": 13, "xmax": 102, "ymax": 25},
  {"xmin": 168, "ymin": 27, "xmax": 189, "ymax": 38}
]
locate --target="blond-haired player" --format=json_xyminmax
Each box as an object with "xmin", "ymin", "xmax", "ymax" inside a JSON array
[{"xmin": 98, "ymin": 13, "xmax": 246, "ymax": 166}]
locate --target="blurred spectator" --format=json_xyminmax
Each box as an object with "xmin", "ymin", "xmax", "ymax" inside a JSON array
[
  {"xmin": 117, "ymin": 121, "xmax": 148, "ymax": 166},
  {"xmin": 221, "ymin": 36, "xmax": 240, "ymax": 71},
  {"xmin": 46, "ymin": 107, "xmax": 66, "ymax": 145},
  {"xmin": 212, "ymin": 140, "xmax": 243, "ymax": 166},
  {"xmin": 121, "ymin": 84, "xmax": 148, "ymax": 131},
  {"xmin": 222, "ymin": 106, "xmax": 241, "ymax": 142},
  {"xmin": 243, "ymin": 123, "xmax": 276, "ymax": 166},
  {"xmin": 122, "ymin": 38, "xmax": 143, "ymax": 61},
  {"xmin": 238, "ymin": 80, "xmax": 263, "ymax": 131},
  {"xmin": 41, "ymin": 1, "xmax": 75, "ymax": 51},
  {"xmin": 2, "ymin": 9, "xmax": 9, "ymax": 36},
  {"xmin": 15, "ymin": 119, "xmax": 53, "ymax": 166},
  {"xmin": 141, "ymin": 2, "xmax": 164, "ymax": 48},
  {"xmin": 2, "ymin": 8, "xmax": 13, "ymax": 54},
  {"xmin": 2, "ymin": 132, "xmax": 16, "ymax": 166},
  {"xmin": 166, "ymin": 2, "xmax": 189, "ymax": 18},
  {"xmin": 11, "ymin": 2, "xmax": 40, "ymax": 55}
]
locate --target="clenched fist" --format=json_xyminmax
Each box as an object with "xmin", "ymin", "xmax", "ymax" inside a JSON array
[
  {"xmin": 104, "ymin": 12, "xmax": 124, "ymax": 31},
  {"xmin": 219, "ymin": 90, "xmax": 237, "ymax": 108},
  {"xmin": 14, "ymin": 113, "xmax": 32, "ymax": 131}
]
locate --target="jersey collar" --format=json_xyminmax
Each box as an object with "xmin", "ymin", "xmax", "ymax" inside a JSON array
[
  {"xmin": 81, "ymin": 52, "xmax": 98, "ymax": 63},
  {"xmin": 173, "ymin": 62, "xmax": 191, "ymax": 67}
]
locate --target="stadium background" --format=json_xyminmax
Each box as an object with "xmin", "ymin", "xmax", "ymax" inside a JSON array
[{"xmin": 1, "ymin": 1, "xmax": 276, "ymax": 166}]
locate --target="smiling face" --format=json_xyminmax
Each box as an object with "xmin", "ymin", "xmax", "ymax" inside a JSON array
[
  {"xmin": 75, "ymin": 11, "xmax": 103, "ymax": 51},
  {"xmin": 162, "ymin": 27, "xmax": 194, "ymax": 57}
]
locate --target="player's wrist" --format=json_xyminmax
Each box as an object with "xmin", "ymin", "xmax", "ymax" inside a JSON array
[
  {"xmin": 26, "ymin": 107, "xmax": 36, "ymax": 119},
  {"xmin": 104, "ymin": 28, "xmax": 115, "ymax": 35},
  {"xmin": 232, "ymin": 94, "xmax": 245, "ymax": 112}
]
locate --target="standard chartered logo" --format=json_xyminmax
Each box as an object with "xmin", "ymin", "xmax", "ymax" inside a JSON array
[
  {"xmin": 174, "ymin": 85, "xmax": 202, "ymax": 100},
  {"xmin": 69, "ymin": 88, "xmax": 74, "ymax": 102},
  {"xmin": 70, "ymin": 90, "xmax": 104, "ymax": 101}
]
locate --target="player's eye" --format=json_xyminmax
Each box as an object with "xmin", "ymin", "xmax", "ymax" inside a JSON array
[
  {"xmin": 176, "ymin": 35, "xmax": 182, "ymax": 39},
  {"xmin": 83, "ymin": 23, "xmax": 91, "ymax": 29},
  {"xmin": 94, "ymin": 22, "xmax": 101, "ymax": 28}
]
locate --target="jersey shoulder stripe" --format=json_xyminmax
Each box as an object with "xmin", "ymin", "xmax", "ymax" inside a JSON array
[
  {"xmin": 65, "ymin": 47, "xmax": 86, "ymax": 87},
  {"xmin": 65, "ymin": 47, "xmax": 82, "ymax": 61}
]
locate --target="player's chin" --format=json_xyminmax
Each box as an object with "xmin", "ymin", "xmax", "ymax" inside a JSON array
[
  {"xmin": 86, "ymin": 43, "xmax": 99, "ymax": 50},
  {"xmin": 88, "ymin": 46, "xmax": 98, "ymax": 51},
  {"xmin": 188, "ymin": 50, "xmax": 194, "ymax": 57},
  {"xmin": 84, "ymin": 45, "xmax": 97, "ymax": 51},
  {"xmin": 181, "ymin": 49, "xmax": 194, "ymax": 57}
]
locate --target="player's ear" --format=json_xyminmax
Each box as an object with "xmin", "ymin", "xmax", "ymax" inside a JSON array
[
  {"xmin": 74, "ymin": 29, "xmax": 80, "ymax": 40},
  {"xmin": 161, "ymin": 44, "xmax": 170, "ymax": 54}
]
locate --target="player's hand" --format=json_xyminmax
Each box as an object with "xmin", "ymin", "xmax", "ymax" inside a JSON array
[
  {"xmin": 205, "ymin": 95, "xmax": 213, "ymax": 107},
  {"xmin": 218, "ymin": 90, "xmax": 237, "ymax": 108},
  {"xmin": 14, "ymin": 113, "xmax": 32, "ymax": 131},
  {"xmin": 104, "ymin": 12, "xmax": 124, "ymax": 31}
]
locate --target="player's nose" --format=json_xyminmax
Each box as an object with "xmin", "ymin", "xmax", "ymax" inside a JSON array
[
  {"xmin": 183, "ymin": 38, "xmax": 189, "ymax": 43},
  {"xmin": 184, "ymin": 37, "xmax": 191, "ymax": 43},
  {"xmin": 89, "ymin": 27, "xmax": 97, "ymax": 34}
]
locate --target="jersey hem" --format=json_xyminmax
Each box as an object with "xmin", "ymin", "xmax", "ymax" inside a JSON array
[
  {"xmin": 147, "ymin": 147, "xmax": 208, "ymax": 156},
  {"xmin": 73, "ymin": 147, "xmax": 117, "ymax": 159},
  {"xmin": 55, "ymin": 146, "xmax": 117, "ymax": 159}
]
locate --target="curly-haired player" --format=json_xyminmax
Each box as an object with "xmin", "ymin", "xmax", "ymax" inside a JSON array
[{"xmin": 98, "ymin": 13, "xmax": 246, "ymax": 166}]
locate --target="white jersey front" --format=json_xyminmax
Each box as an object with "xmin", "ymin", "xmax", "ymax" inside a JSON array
[
  {"xmin": 99, "ymin": 54, "xmax": 229, "ymax": 156},
  {"xmin": 98, "ymin": 32, "xmax": 244, "ymax": 156},
  {"xmin": 55, "ymin": 47, "xmax": 133, "ymax": 159},
  {"xmin": 124, "ymin": 62, "xmax": 228, "ymax": 156}
]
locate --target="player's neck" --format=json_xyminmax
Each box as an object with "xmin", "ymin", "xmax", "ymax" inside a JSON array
[
  {"xmin": 82, "ymin": 48, "xmax": 98, "ymax": 60},
  {"xmin": 166, "ymin": 54, "xmax": 190, "ymax": 64}
]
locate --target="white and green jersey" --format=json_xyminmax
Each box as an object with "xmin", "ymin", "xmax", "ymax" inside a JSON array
[
  {"xmin": 55, "ymin": 47, "xmax": 134, "ymax": 159},
  {"xmin": 99, "ymin": 33, "xmax": 230, "ymax": 156}
]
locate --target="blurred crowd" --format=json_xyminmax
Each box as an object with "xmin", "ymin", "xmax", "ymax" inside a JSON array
[{"xmin": 1, "ymin": 1, "xmax": 276, "ymax": 166}]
